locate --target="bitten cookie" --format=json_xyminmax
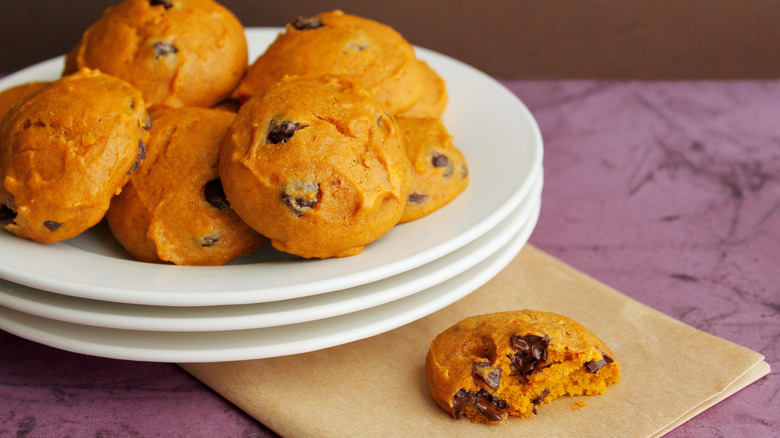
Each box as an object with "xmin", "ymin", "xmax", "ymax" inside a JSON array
[
  {"xmin": 0, "ymin": 69, "xmax": 149, "ymax": 243},
  {"xmin": 220, "ymin": 75, "xmax": 412, "ymax": 259},
  {"xmin": 0, "ymin": 82, "xmax": 50, "ymax": 122},
  {"xmin": 106, "ymin": 106, "xmax": 266, "ymax": 265},
  {"xmin": 397, "ymin": 117, "xmax": 468, "ymax": 223},
  {"xmin": 426, "ymin": 310, "xmax": 620, "ymax": 424},
  {"xmin": 65, "ymin": 0, "xmax": 247, "ymax": 108},
  {"xmin": 235, "ymin": 10, "xmax": 424, "ymax": 115}
]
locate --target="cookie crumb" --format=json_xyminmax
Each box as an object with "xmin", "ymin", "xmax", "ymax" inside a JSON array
[{"xmin": 572, "ymin": 401, "xmax": 588, "ymax": 411}]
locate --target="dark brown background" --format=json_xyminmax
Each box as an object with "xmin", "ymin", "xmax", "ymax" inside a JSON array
[{"xmin": 1, "ymin": 0, "xmax": 779, "ymax": 79}]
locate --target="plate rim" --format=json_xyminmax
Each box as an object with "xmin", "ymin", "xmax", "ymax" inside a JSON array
[
  {"xmin": 0, "ymin": 172, "xmax": 542, "ymax": 331},
  {"xmin": 0, "ymin": 199, "xmax": 540, "ymax": 362}
]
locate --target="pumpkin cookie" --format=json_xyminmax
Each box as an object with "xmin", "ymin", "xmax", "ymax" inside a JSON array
[
  {"xmin": 0, "ymin": 82, "xmax": 50, "ymax": 122},
  {"xmin": 397, "ymin": 117, "xmax": 468, "ymax": 223},
  {"xmin": 398, "ymin": 60, "xmax": 448, "ymax": 118},
  {"xmin": 426, "ymin": 310, "xmax": 620, "ymax": 424},
  {"xmin": 220, "ymin": 75, "xmax": 412, "ymax": 258},
  {"xmin": 0, "ymin": 69, "xmax": 149, "ymax": 243},
  {"xmin": 235, "ymin": 10, "xmax": 423, "ymax": 115},
  {"xmin": 107, "ymin": 106, "xmax": 265, "ymax": 265},
  {"xmin": 65, "ymin": 0, "xmax": 247, "ymax": 108}
]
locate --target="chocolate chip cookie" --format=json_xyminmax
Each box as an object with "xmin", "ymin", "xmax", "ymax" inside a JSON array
[
  {"xmin": 65, "ymin": 0, "xmax": 247, "ymax": 108},
  {"xmin": 396, "ymin": 117, "xmax": 469, "ymax": 223},
  {"xmin": 235, "ymin": 10, "xmax": 424, "ymax": 115},
  {"xmin": 106, "ymin": 106, "xmax": 266, "ymax": 265},
  {"xmin": 426, "ymin": 310, "xmax": 620, "ymax": 424},
  {"xmin": 0, "ymin": 82, "xmax": 50, "ymax": 122},
  {"xmin": 220, "ymin": 75, "xmax": 412, "ymax": 259},
  {"xmin": 0, "ymin": 69, "xmax": 149, "ymax": 243}
]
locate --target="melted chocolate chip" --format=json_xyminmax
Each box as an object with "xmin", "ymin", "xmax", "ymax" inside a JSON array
[
  {"xmin": 509, "ymin": 334, "xmax": 549, "ymax": 375},
  {"xmin": 204, "ymin": 179, "xmax": 230, "ymax": 210},
  {"xmin": 201, "ymin": 234, "xmax": 219, "ymax": 247},
  {"xmin": 407, "ymin": 193, "xmax": 427, "ymax": 204},
  {"xmin": 282, "ymin": 182, "xmax": 320, "ymax": 216},
  {"xmin": 474, "ymin": 390, "xmax": 507, "ymax": 422},
  {"xmin": 149, "ymin": 0, "xmax": 174, "ymax": 9},
  {"xmin": 128, "ymin": 139, "xmax": 146, "ymax": 174},
  {"xmin": 291, "ymin": 16, "xmax": 323, "ymax": 30},
  {"xmin": 472, "ymin": 362, "xmax": 501, "ymax": 391},
  {"xmin": 460, "ymin": 164, "xmax": 469, "ymax": 179},
  {"xmin": 451, "ymin": 389, "xmax": 507, "ymax": 422},
  {"xmin": 532, "ymin": 388, "xmax": 550, "ymax": 405},
  {"xmin": 0, "ymin": 205, "xmax": 17, "ymax": 226},
  {"xmin": 267, "ymin": 120, "xmax": 306, "ymax": 144},
  {"xmin": 431, "ymin": 154, "xmax": 449, "ymax": 168},
  {"xmin": 153, "ymin": 41, "xmax": 178, "ymax": 60},
  {"xmin": 452, "ymin": 389, "xmax": 475, "ymax": 419},
  {"xmin": 44, "ymin": 220, "xmax": 61, "ymax": 231},
  {"xmin": 584, "ymin": 354, "xmax": 614, "ymax": 373}
]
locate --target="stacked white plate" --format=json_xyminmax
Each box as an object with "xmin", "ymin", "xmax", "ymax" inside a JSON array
[{"xmin": 0, "ymin": 29, "xmax": 543, "ymax": 362}]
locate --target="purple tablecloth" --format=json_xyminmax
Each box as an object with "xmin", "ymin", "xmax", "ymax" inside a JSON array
[{"xmin": 1, "ymin": 80, "xmax": 777, "ymax": 437}]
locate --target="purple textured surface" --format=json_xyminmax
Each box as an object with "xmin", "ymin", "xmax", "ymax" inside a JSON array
[{"xmin": 1, "ymin": 80, "xmax": 778, "ymax": 437}]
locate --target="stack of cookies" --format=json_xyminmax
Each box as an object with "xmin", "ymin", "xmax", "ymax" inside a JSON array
[{"xmin": 0, "ymin": 1, "xmax": 469, "ymax": 264}]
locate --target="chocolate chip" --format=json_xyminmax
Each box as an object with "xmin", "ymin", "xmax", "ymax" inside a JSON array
[
  {"xmin": 584, "ymin": 353, "xmax": 614, "ymax": 373},
  {"xmin": 431, "ymin": 154, "xmax": 449, "ymax": 168},
  {"xmin": 128, "ymin": 138, "xmax": 146, "ymax": 174},
  {"xmin": 149, "ymin": 0, "xmax": 173, "ymax": 9},
  {"xmin": 508, "ymin": 334, "xmax": 549, "ymax": 375},
  {"xmin": 142, "ymin": 112, "xmax": 153, "ymax": 131},
  {"xmin": 153, "ymin": 42, "xmax": 178, "ymax": 60},
  {"xmin": 291, "ymin": 16, "xmax": 323, "ymax": 30},
  {"xmin": 204, "ymin": 179, "xmax": 230, "ymax": 210},
  {"xmin": 473, "ymin": 362, "xmax": 501, "ymax": 391},
  {"xmin": 44, "ymin": 220, "xmax": 61, "ymax": 231},
  {"xmin": 532, "ymin": 388, "xmax": 550, "ymax": 405},
  {"xmin": 407, "ymin": 193, "xmax": 427, "ymax": 204},
  {"xmin": 282, "ymin": 182, "xmax": 320, "ymax": 216},
  {"xmin": 460, "ymin": 164, "xmax": 469, "ymax": 179},
  {"xmin": 201, "ymin": 234, "xmax": 219, "ymax": 247},
  {"xmin": 451, "ymin": 389, "xmax": 475, "ymax": 419},
  {"xmin": 0, "ymin": 205, "xmax": 17, "ymax": 226},
  {"xmin": 451, "ymin": 389, "xmax": 507, "ymax": 422},
  {"xmin": 267, "ymin": 120, "xmax": 306, "ymax": 144},
  {"xmin": 474, "ymin": 390, "xmax": 507, "ymax": 422}
]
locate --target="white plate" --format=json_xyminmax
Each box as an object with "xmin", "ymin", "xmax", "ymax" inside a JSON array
[
  {"xmin": 0, "ymin": 28, "xmax": 543, "ymax": 306},
  {"xmin": 0, "ymin": 197, "xmax": 540, "ymax": 362},
  {"xmin": 0, "ymin": 171, "xmax": 541, "ymax": 331}
]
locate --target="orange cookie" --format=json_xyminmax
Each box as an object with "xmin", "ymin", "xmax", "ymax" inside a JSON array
[
  {"xmin": 398, "ymin": 60, "xmax": 448, "ymax": 119},
  {"xmin": 107, "ymin": 106, "xmax": 265, "ymax": 265},
  {"xmin": 0, "ymin": 69, "xmax": 149, "ymax": 243},
  {"xmin": 235, "ymin": 10, "xmax": 423, "ymax": 115},
  {"xmin": 0, "ymin": 82, "xmax": 50, "ymax": 122},
  {"xmin": 65, "ymin": 0, "xmax": 247, "ymax": 108},
  {"xmin": 426, "ymin": 310, "xmax": 620, "ymax": 424},
  {"xmin": 220, "ymin": 75, "xmax": 412, "ymax": 259},
  {"xmin": 397, "ymin": 117, "xmax": 468, "ymax": 223}
]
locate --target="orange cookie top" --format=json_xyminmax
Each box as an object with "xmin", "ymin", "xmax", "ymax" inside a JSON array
[
  {"xmin": 66, "ymin": 0, "xmax": 247, "ymax": 108},
  {"xmin": 220, "ymin": 75, "xmax": 412, "ymax": 258},
  {"xmin": 0, "ymin": 69, "xmax": 148, "ymax": 242},
  {"xmin": 235, "ymin": 10, "xmax": 423, "ymax": 115}
]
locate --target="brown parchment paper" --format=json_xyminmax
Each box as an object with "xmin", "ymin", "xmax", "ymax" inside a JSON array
[{"xmin": 181, "ymin": 245, "xmax": 769, "ymax": 438}]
